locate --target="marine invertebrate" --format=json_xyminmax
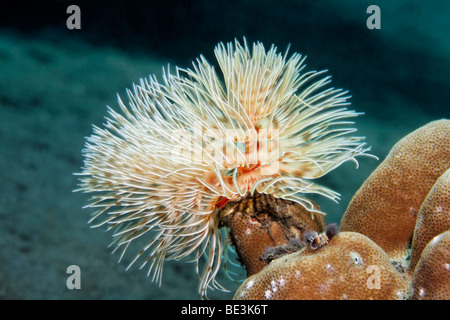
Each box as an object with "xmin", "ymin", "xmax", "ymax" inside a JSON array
[
  {"xmin": 303, "ymin": 223, "xmax": 339, "ymax": 250},
  {"xmin": 233, "ymin": 120, "xmax": 449, "ymax": 300},
  {"xmin": 76, "ymin": 39, "xmax": 372, "ymax": 297},
  {"xmin": 261, "ymin": 238, "xmax": 304, "ymax": 264},
  {"xmin": 218, "ymin": 192, "xmax": 326, "ymax": 276},
  {"xmin": 409, "ymin": 230, "xmax": 450, "ymax": 300},
  {"xmin": 234, "ymin": 232, "xmax": 409, "ymax": 300},
  {"xmin": 409, "ymin": 168, "xmax": 450, "ymax": 273},
  {"xmin": 340, "ymin": 120, "xmax": 450, "ymax": 261}
]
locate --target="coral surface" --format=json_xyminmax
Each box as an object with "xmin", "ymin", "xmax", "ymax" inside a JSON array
[
  {"xmin": 232, "ymin": 120, "xmax": 450, "ymax": 300},
  {"xmin": 409, "ymin": 168, "xmax": 450, "ymax": 273},
  {"xmin": 409, "ymin": 230, "xmax": 450, "ymax": 299},
  {"xmin": 340, "ymin": 120, "xmax": 450, "ymax": 261}
]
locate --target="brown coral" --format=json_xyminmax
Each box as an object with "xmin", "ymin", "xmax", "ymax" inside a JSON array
[
  {"xmin": 409, "ymin": 168, "xmax": 450, "ymax": 273},
  {"xmin": 231, "ymin": 120, "xmax": 450, "ymax": 300},
  {"xmin": 409, "ymin": 230, "xmax": 450, "ymax": 299},
  {"xmin": 340, "ymin": 120, "xmax": 450, "ymax": 261},
  {"xmin": 234, "ymin": 232, "xmax": 409, "ymax": 300},
  {"xmin": 219, "ymin": 192, "xmax": 325, "ymax": 276}
]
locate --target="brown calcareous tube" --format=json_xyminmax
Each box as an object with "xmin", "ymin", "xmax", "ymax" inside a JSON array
[{"xmin": 219, "ymin": 192, "xmax": 325, "ymax": 276}]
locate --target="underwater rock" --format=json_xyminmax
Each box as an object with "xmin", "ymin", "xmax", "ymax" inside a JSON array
[
  {"xmin": 340, "ymin": 120, "xmax": 450, "ymax": 261},
  {"xmin": 234, "ymin": 232, "xmax": 409, "ymax": 300}
]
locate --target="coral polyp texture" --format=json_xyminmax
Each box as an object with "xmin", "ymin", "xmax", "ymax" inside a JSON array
[
  {"xmin": 233, "ymin": 120, "xmax": 450, "ymax": 300},
  {"xmin": 340, "ymin": 120, "xmax": 450, "ymax": 261},
  {"xmin": 409, "ymin": 168, "xmax": 450, "ymax": 273},
  {"xmin": 234, "ymin": 232, "xmax": 409, "ymax": 300},
  {"xmin": 76, "ymin": 39, "xmax": 372, "ymax": 297},
  {"xmin": 409, "ymin": 230, "xmax": 450, "ymax": 300}
]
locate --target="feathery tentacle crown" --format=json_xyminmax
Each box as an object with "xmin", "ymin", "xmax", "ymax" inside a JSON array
[{"xmin": 77, "ymin": 39, "xmax": 372, "ymax": 297}]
